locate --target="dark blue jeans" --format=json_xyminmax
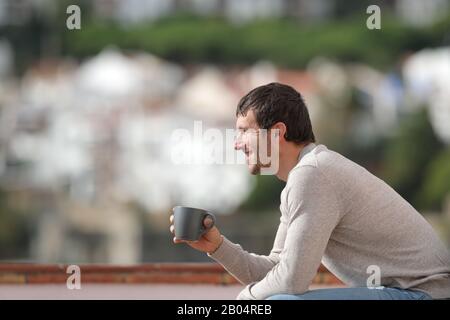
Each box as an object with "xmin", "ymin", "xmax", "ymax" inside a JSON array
[{"xmin": 266, "ymin": 287, "xmax": 432, "ymax": 300}]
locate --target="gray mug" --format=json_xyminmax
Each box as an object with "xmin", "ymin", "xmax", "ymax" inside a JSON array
[{"xmin": 172, "ymin": 206, "xmax": 216, "ymax": 241}]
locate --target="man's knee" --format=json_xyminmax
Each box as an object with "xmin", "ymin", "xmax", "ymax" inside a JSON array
[{"xmin": 266, "ymin": 294, "xmax": 303, "ymax": 300}]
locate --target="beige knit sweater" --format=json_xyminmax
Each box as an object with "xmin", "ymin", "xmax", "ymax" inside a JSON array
[{"xmin": 209, "ymin": 144, "xmax": 450, "ymax": 299}]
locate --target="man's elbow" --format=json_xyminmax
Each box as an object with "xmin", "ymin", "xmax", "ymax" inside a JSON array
[{"xmin": 277, "ymin": 275, "xmax": 310, "ymax": 295}]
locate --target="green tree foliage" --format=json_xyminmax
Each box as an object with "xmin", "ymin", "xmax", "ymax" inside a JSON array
[
  {"xmin": 0, "ymin": 190, "xmax": 30, "ymax": 259},
  {"xmin": 380, "ymin": 109, "xmax": 444, "ymax": 210},
  {"xmin": 417, "ymin": 148, "xmax": 450, "ymax": 211},
  {"xmin": 62, "ymin": 14, "xmax": 450, "ymax": 69},
  {"xmin": 239, "ymin": 175, "xmax": 285, "ymax": 212}
]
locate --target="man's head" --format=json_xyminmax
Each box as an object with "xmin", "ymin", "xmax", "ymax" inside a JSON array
[{"xmin": 234, "ymin": 82, "xmax": 315, "ymax": 175}]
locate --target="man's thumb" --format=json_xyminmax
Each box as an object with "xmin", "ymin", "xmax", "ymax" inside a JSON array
[{"xmin": 203, "ymin": 216, "xmax": 214, "ymax": 229}]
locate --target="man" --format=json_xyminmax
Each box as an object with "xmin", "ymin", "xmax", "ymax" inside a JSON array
[{"xmin": 169, "ymin": 82, "xmax": 450, "ymax": 300}]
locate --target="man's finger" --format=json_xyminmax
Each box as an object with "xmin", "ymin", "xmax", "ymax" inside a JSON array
[
  {"xmin": 169, "ymin": 225, "xmax": 175, "ymax": 234},
  {"xmin": 169, "ymin": 215, "xmax": 174, "ymax": 223},
  {"xmin": 173, "ymin": 237, "xmax": 185, "ymax": 244}
]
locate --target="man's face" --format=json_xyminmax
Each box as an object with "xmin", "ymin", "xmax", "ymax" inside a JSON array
[{"xmin": 235, "ymin": 110, "xmax": 263, "ymax": 175}]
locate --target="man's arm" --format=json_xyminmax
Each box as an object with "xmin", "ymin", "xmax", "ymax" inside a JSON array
[
  {"xmin": 169, "ymin": 210, "xmax": 286, "ymax": 285},
  {"xmin": 237, "ymin": 168, "xmax": 342, "ymax": 300},
  {"xmin": 207, "ymin": 218, "xmax": 287, "ymax": 285}
]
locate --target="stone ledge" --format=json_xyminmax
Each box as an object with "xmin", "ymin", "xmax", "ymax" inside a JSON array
[{"xmin": 0, "ymin": 263, "xmax": 344, "ymax": 285}]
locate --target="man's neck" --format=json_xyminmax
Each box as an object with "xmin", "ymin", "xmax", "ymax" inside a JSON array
[{"xmin": 276, "ymin": 143, "xmax": 310, "ymax": 182}]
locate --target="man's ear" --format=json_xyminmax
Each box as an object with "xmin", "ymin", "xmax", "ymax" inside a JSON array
[{"xmin": 271, "ymin": 122, "xmax": 287, "ymax": 141}]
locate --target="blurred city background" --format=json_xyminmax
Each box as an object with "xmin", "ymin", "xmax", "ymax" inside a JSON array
[{"xmin": 0, "ymin": 0, "xmax": 449, "ymax": 265}]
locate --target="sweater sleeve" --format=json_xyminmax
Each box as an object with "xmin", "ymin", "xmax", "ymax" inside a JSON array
[
  {"xmin": 238, "ymin": 167, "xmax": 342, "ymax": 300},
  {"xmin": 207, "ymin": 216, "xmax": 287, "ymax": 285}
]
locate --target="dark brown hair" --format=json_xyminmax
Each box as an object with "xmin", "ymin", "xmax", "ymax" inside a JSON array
[{"xmin": 236, "ymin": 82, "xmax": 315, "ymax": 144}]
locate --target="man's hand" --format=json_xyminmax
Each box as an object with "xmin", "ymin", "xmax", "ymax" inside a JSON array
[{"xmin": 169, "ymin": 213, "xmax": 223, "ymax": 254}]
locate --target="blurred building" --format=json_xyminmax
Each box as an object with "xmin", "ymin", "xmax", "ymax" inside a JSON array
[
  {"xmin": 0, "ymin": 0, "xmax": 447, "ymax": 28},
  {"xmin": 396, "ymin": 0, "xmax": 450, "ymax": 26},
  {"xmin": 402, "ymin": 47, "xmax": 450, "ymax": 145},
  {"xmin": 0, "ymin": 48, "xmax": 258, "ymax": 263},
  {"xmin": 92, "ymin": 0, "xmax": 449, "ymax": 25}
]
